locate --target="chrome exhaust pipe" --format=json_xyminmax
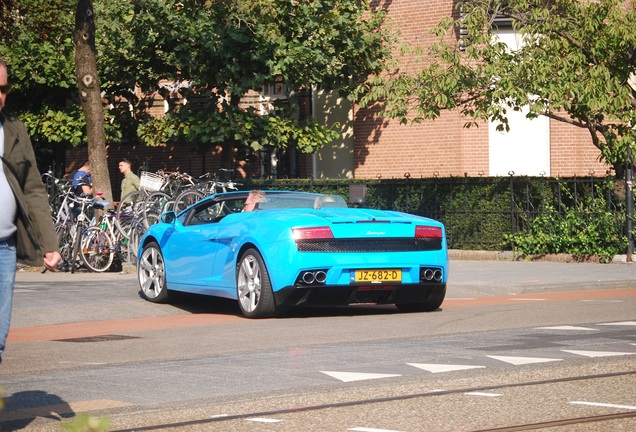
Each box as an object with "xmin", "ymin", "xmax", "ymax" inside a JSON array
[
  {"xmin": 424, "ymin": 269, "xmax": 434, "ymax": 281},
  {"xmin": 301, "ymin": 272, "xmax": 315, "ymax": 284},
  {"xmin": 433, "ymin": 269, "xmax": 442, "ymax": 282},
  {"xmin": 314, "ymin": 271, "xmax": 327, "ymax": 284}
]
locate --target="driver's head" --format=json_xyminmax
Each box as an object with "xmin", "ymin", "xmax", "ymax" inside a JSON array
[{"xmin": 243, "ymin": 190, "xmax": 265, "ymax": 212}]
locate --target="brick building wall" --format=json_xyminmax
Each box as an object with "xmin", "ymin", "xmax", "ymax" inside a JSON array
[
  {"xmin": 549, "ymin": 119, "xmax": 608, "ymax": 177},
  {"xmin": 354, "ymin": 0, "xmax": 612, "ymax": 179}
]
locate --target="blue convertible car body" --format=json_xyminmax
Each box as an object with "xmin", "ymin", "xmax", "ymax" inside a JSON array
[{"xmin": 137, "ymin": 190, "xmax": 448, "ymax": 318}]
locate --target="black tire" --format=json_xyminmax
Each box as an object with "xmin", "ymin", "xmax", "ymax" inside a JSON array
[
  {"xmin": 236, "ymin": 248, "xmax": 277, "ymax": 318},
  {"xmin": 70, "ymin": 225, "xmax": 84, "ymax": 274},
  {"xmin": 138, "ymin": 241, "xmax": 169, "ymax": 303},
  {"xmin": 80, "ymin": 227, "xmax": 115, "ymax": 272},
  {"xmin": 55, "ymin": 222, "xmax": 73, "ymax": 272},
  {"xmin": 395, "ymin": 286, "xmax": 446, "ymax": 312}
]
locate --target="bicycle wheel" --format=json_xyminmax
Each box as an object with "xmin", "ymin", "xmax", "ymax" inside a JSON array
[
  {"xmin": 173, "ymin": 189, "xmax": 204, "ymax": 214},
  {"xmin": 81, "ymin": 227, "xmax": 115, "ymax": 272},
  {"xmin": 142, "ymin": 191, "xmax": 171, "ymax": 228},
  {"xmin": 55, "ymin": 222, "xmax": 74, "ymax": 272},
  {"xmin": 115, "ymin": 190, "xmax": 147, "ymax": 237},
  {"xmin": 70, "ymin": 225, "xmax": 84, "ymax": 274},
  {"xmin": 113, "ymin": 230, "xmax": 135, "ymax": 266},
  {"xmin": 128, "ymin": 218, "xmax": 146, "ymax": 257}
]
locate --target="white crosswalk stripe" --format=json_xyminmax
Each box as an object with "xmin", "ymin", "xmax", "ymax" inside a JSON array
[
  {"xmin": 534, "ymin": 325, "xmax": 598, "ymax": 331},
  {"xmin": 407, "ymin": 363, "xmax": 485, "ymax": 373},
  {"xmin": 318, "ymin": 322, "xmax": 634, "ymax": 383},
  {"xmin": 486, "ymin": 355, "xmax": 563, "ymax": 365},
  {"xmin": 597, "ymin": 321, "xmax": 636, "ymax": 326},
  {"xmin": 321, "ymin": 371, "xmax": 402, "ymax": 382},
  {"xmin": 562, "ymin": 349, "xmax": 636, "ymax": 358}
]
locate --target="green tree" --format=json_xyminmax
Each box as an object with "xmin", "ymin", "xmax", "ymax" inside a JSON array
[
  {"xmin": 135, "ymin": 0, "xmax": 394, "ymax": 169},
  {"xmin": 359, "ymin": 0, "xmax": 636, "ymax": 178},
  {"xmin": 1, "ymin": 0, "xmax": 393, "ymax": 188},
  {"xmin": 0, "ymin": 0, "xmax": 81, "ymax": 173}
]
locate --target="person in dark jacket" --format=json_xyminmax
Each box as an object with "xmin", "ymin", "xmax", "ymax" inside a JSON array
[
  {"xmin": 0, "ymin": 59, "xmax": 61, "ymax": 364},
  {"xmin": 72, "ymin": 160, "xmax": 93, "ymax": 196}
]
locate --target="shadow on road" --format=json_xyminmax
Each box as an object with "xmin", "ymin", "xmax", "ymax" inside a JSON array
[
  {"xmin": 142, "ymin": 290, "xmax": 433, "ymax": 319},
  {"xmin": 0, "ymin": 390, "xmax": 74, "ymax": 430}
]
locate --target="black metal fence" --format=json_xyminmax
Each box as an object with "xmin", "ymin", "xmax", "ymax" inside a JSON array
[{"xmin": 246, "ymin": 175, "xmax": 626, "ymax": 251}]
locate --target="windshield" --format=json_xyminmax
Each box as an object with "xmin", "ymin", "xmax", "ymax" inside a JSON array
[{"xmin": 258, "ymin": 193, "xmax": 348, "ymax": 210}]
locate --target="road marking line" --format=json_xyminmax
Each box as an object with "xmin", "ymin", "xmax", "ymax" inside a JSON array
[
  {"xmin": 598, "ymin": 321, "xmax": 636, "ymax": 326},
  {"xmin": 487, "ymin": 355, "xmax": 563, "ymax": 365},
  {"xmin": 570, "ymin": 401, "xmax": 636, "ymax": 410},
  {"xmin": 407, "ymin": 363, "xmax": 485, "ymax": 373},
  {"xmin": 465, "ymin": 392, "xmax": 503, "ymax": 397},
  {"xmin": 562, "ymin": 349, "xmax": 635, "ymax": 358},
  {"xmin": 321, "ymin": 371, "xmax": 401, "ymax": 382},
  {"xmin": 247, "ymin": 418, "xmax": 282, "ymax": 423},
  {"xmin": 534, "ymin": 326, "xmax": 598, "ymax": 331}
]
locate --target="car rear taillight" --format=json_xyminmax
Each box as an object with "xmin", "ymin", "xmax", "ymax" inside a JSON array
[
  {"xmin": 415, "ymin": 226, "xmax": 442, "ymax": 239},
  {"xmin": 292, "ymin": 226, "xmax": 334, "ymax": 240}
]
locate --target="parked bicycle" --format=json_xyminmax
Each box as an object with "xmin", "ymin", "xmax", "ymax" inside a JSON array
[
  {"xmin": 55, "ymin": 195, "xmax": 107, "ymax": 273},
  {"xmin": 42, "ymin": 171, "xmax": 74, "ymax": 224},
  {"xmin": 80, "ymin": 208, "xmax": 136, "ymax": 272},
  {"xmin": 172, "ymin": 169, "xmax": 240, "ymax": 213}
]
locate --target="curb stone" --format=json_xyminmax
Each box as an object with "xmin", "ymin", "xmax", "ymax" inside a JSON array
[{"xmin": 449, "ymin": 249, "xmax": 632, "ymax": 264}]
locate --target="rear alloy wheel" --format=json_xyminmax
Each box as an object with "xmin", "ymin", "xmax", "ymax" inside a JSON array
[
  {"xmin": 138, "ymin": 241, "xmax": 168, "ymax": 303},
  {"xmin": 396, "ymin": 286, "xmax": 446, "ymax": 312},
  {"xmin": 236, "ymin": 248, "xmax": 276, "ymax": 318}
]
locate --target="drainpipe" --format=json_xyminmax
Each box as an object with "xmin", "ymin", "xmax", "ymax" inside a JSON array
[
  {"xmin": 311, "ymin": 84, "xmax": 318, "ymax": 179},
  {"xmin": 627, "ymin": 144, "xmax": 633, "ymax": 263}
]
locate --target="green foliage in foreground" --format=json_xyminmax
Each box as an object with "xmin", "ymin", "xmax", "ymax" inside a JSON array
[{"xmin": 62, "ymin": 414, "xmax": 109, "ymax": 432}]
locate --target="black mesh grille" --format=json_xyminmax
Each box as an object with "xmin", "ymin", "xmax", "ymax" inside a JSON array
[{"xmin": 295, "ymin": 238, "xmax": 442, "ymax": 252}]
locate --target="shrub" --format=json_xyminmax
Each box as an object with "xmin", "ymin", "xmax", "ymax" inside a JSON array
[{"xmin": 504, "ymin": 200, "xmax": 625, "ymax": 262}]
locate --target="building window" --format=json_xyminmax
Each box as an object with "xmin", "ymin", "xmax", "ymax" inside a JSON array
[{"xmin": 260, "ymin": 81, "xmax": 287, "ymax": 115}]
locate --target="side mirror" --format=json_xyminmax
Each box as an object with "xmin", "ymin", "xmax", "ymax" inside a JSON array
[{"xmin": 161, "ymin": 211, "xmax": 177, "ymax": 224}]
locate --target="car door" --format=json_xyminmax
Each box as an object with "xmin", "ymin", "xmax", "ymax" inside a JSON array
[{"xmin": 162, "ymin": 200, "xmax": 225, "ymax": 289}]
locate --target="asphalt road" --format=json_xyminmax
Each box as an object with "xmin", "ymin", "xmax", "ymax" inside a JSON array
[{"xmin": 1, "ymin": 259, "xmax": 635, "ymax": 431}]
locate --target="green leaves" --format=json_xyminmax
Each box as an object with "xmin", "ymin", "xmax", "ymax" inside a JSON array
[
  {"xmin": 2, "ymin": 0, "xmax": 393, "ymax": 164},
  {"xmin": 505, "ymin": 199, "xmax": 625, "ymax": 262},
  {"xmin": 361, "ymin": 0, "xmax": 636, "ymax": 177},
  {"xmin": 137, "ymin": 96, "xmax": 339, "ymax": 157}
]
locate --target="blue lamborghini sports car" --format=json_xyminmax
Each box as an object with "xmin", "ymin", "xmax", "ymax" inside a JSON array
[{"xmin": 137, "ymin": 190, "xmax": 448, "ymax": 318}]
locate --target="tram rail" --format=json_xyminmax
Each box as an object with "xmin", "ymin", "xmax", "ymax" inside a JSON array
[{"xmin": 109, "ymin": 369, "xmax": 636, "ymax": 432}]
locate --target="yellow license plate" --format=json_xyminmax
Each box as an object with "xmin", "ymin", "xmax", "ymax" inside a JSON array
[{"xmin": 355, "ymin": 269, "xmax": 402, "ymax": 283}]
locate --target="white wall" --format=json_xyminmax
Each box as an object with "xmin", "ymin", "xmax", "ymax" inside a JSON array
[
  {"xmin": 312, "ymin": 88, "xmax": 355, "ymax": 179},
  {"xmin": 489, "ymin": 29, "xmax": 551, "ymax": 176}
]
